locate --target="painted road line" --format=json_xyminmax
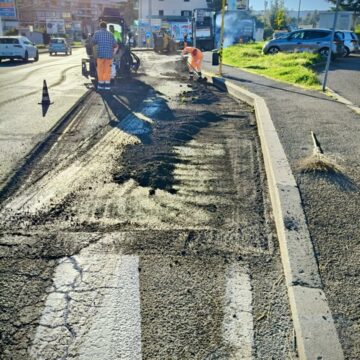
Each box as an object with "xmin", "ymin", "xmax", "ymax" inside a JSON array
[
  {"xmin": 222, "ymin": 263, "xmax": 254, "ymax": 360},
  {"xmin": 30, "ymin": 254, "xmax": 142, "ymax": 360}
]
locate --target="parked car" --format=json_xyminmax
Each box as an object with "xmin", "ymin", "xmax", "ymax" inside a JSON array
[
  {"xmin": 0, "ymin": 36, "xmax": 39, "ymax": 62},
  {"xmin": 263, "ymin": 29, "xmax": 344, "ymax": 58},
  {"xmin": 338, "ymin": 31, "xmax": 359, "ymax": 56},
  {"xmin": 49, "ymin": 38, "xmax": 72, "ymax": 56}
]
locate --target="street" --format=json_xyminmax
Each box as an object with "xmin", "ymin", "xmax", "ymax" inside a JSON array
[
  {"xmin": 0, "ymin": 49, "xmax": 88, "ymax": 194},
  {"xmin": 325, "ymin": 53, "xmax": 360, "ymax": 106},
  {"xmin": 0, "ymin": 52, "xmax": 294, "ymax": 359}
]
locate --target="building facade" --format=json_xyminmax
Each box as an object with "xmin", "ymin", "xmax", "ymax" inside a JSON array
[
  {"xmin": 138, "ymin": 0, "xmax": 210, "ymax": 46},
  {"xmin": 16, "ymin": 0, "xmax": 127, "ymax": 37}
]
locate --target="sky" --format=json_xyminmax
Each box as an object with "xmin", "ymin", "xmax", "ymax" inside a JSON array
[{"xmin": 249, "ymin": 0, "xmax": 332, "ymax": 11}]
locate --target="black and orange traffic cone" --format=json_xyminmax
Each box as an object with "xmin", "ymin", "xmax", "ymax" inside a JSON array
[{"xmin": 38, "ymin": 80, "xmax": 54, "ymax": 105}]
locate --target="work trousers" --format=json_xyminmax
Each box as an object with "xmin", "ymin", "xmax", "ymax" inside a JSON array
[{"xmin": 97, "ymin": 58, "xmax": 112, "ymax": 82}]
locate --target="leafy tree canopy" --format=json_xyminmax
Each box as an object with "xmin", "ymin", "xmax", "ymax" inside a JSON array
[{"xmin": 327, "ymin": 0, "xmax": 360, "ymax": 14}]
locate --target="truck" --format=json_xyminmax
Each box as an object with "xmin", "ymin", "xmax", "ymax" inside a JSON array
[
  {"xmin": 192, "ymin": 8, "xmax": 216, "ymax": 51},
  {"xmin": 318, "ymin": 11, "xmax": 355, "ymax": 31}
]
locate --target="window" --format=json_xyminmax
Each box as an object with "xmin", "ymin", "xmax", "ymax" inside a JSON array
[
  {"xmin": 305, "ymin": 31, "xmax": 329, "ymax": 40},
  {"xmin": 181, "ymin": 10, "xmax": 191, "ymax": 17},
  {"xmin": 159, "ymin": 10, "xmax": 164, "ymax": 16},
  {"xmin": 0, "ymin": 38, "xmax": 19, "ymax": 44},
  {"xmin": 289, "ymin": 31, "xmax": 304, "ymax": 40}
]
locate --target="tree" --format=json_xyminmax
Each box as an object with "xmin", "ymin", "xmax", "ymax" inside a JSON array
[
  {"xmin": 327, "ymin": 0, "xmax": 360, "ymax": 14},
  {"xmin": 268, "ymin": 0, "xmax": 288, "ymax": 30},
  {"xmin": 303, "ymin": 10, "xmax": 320, "ymax": 27},
  {"xmin": 274, "ymin": 8, "xmax": 287, "ymax": 29}
]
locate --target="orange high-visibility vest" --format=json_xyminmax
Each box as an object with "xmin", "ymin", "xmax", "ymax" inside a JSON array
[{"xmin": 182, "ymin": 47, "xmax": 203, "ymax": 72}]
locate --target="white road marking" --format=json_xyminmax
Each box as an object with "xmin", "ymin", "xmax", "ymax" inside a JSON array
[
  {"xmin": 30, "ymin": 254, "xmax": 142, "ymax": 360},
  {"xmin": 78, "ymin": 255, "xmax": 142, "ymax": 360},
  {"xmin": 222, "ymin": 263, "xmax": 254, "ymax": 359}
]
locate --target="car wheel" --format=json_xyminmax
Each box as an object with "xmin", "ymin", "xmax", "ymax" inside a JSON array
[
  {"xmin": 34, "ymin": 51, "xmax": 39, "ymax": 62},
  {"xmin": 23, "ymin": 51, "xmax": 29, "ymax": 62},
  {"xmin": 343, "ymin": 47, "xmax": 350, "ymax": 57},
  {"xmin": 319, "ymin": 47, "xmax": 329, "ymax": 58},
  {"xmin": 49, "ymin": 52, "xmax": 52, "ymax": 56},
  {"xmin": 267, "ymin": 46, "xmax": 280, "ymax": 55},
  {"xmin": 65, "ymin": 51, "xmax": 68, "ymax": 56}
]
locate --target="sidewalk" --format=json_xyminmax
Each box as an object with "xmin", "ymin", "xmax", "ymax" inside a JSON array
[{"xmin": 202, "ymin": 55, "xmax": 360, "ymax": 359}]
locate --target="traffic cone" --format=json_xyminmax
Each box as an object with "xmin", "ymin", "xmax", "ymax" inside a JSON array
[{"xmin": 38, "ymin": 80, "xmax": 53, "ymax": 105}]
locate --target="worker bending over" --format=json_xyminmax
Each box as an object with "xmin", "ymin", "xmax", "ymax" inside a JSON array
[
  {"xmin": 182, "ymin": 47, "xmax": 203, "ymax": 81},
  {"xmin": 92, "ymin": 21, "xmax": 118, "ymax": 90}
]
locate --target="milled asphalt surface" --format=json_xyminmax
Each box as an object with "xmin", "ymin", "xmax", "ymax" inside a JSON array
[
  {"xmin": 203, "ymin": 54, "xmax": 360, "ymax": 359},
  {"xmin": 0, "ymin": 53, "xmax": 296, "ymax": 359}
]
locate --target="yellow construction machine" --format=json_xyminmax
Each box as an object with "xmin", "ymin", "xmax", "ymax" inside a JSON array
[{"xmin": 153, "ymin": 29, "xmax": 177, "ymax": 54}]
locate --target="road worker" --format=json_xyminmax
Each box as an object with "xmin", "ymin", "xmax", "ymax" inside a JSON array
[
  {"xmin": 109, "ymin": 24, "xmax": 122, "ymax": 43},
  {"xmin": 92, "ymin": 21, "xmax": 118, "ymax": 91},
  {"xmin": 182, "ymin": 47, "xmax": 203, "ymax": 81}
]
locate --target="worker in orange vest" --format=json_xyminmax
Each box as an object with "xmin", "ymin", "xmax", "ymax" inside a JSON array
[{"xmin": 182, "ymin": 46, "xmax": 203, "ymax": 81}]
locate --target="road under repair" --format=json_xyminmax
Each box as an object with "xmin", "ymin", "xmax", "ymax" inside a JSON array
[{"xmin": 0, "ymin": 52, "xmax": 294, "ymax": 359}]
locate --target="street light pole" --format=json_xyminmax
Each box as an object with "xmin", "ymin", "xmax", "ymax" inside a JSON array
[
  {"xmin": 322, "ymin": 0, "xmax": 340, "ymax": 92},
  {"xmin": 297, "ymin": 0, "xmax": 302, "ymax": 29},
  {"xmin": 219, "ymin": 0, "xmax": 226, "ymax": 76}
]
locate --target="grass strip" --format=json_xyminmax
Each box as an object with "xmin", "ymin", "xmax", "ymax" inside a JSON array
[{"xmin": 223, "ymin": 42, "xmax": 323, "ymax": 90}]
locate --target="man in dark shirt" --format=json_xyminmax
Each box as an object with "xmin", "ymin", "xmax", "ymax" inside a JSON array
[{"xmin": 92, "ymin": 21, "xmax": 118, "ymax": 90}]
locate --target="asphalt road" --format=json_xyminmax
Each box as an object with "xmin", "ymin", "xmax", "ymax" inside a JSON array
[
  {"xmin": 0, "ymin": 52, "xmax": 294, "ymax": 359},
  {"xmin": 321, "ymin": 53, "xmax": 360, "ymax": 106},
  {"xmin": 0, "ymin": 48, "xmax": 88, "ymax": 193}
]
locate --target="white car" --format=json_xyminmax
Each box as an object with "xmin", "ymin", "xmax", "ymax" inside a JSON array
[{"xmin": 0, "ymin": 36, "xmax": 39, "ymax": 62}]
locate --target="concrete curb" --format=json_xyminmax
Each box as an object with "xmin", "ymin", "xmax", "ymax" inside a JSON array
[
  {"xmin": 327, "ymin": 87, "xmax": 360, "ymax": 115},
  {"xmin": 203, "ymin": 70, "xmax": 344, "ymax": 360}
]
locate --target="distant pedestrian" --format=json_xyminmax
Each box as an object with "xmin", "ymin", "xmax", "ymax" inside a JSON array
[
  {"xmin": 92, "ymin": 21, "xmax": 118, "ymax": 90},
  {"xmin": 182, "ymin": 47, "xmax": 203, "ymax": 81}
]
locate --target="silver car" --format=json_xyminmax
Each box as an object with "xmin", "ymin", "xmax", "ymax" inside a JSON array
[
  {"xmin": 263, "ymin": 29, "xmax": 344, "ymax": 58},
  {"xmin": 338, "ymin": 31, "xmax": 359, "ymax": 56}
]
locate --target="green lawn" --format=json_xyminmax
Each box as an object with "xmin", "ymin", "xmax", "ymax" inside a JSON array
[{"xmin": 222, "ymin": 42, "xmax": 323, "ymax": 90}]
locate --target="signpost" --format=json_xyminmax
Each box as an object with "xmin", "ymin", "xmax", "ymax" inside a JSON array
[
  {"xmin": 322, "ymin": 0, "xmax": 340, "ymax": 92},
  {"xmin": 219, "ymin": 0, "xmax": 226, "ymax": 76}
]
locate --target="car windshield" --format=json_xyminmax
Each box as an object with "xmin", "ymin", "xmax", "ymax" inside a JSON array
[{"xmin": 51, "ymin": 39, "xmax": 65, "ymax": 44}]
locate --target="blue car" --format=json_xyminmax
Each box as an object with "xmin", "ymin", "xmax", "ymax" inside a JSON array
[{"xmin": 49, "ymin": 38, "xmax": 72, "ymax": 56}]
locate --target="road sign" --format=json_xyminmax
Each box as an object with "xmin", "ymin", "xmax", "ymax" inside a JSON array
[{"xmin": 0, "ymin": 0, "xmax": 16, "ymax": 18}]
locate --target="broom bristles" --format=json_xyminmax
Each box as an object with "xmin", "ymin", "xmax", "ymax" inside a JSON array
[{"xmin": 299, "ymin": 153, "xmax": 343, "ymax": 174}]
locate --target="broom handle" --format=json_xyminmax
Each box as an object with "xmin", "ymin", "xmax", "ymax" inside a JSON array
[{"xmin": 311, "ymin": 131, "xmax": 323, "ymax": 155}]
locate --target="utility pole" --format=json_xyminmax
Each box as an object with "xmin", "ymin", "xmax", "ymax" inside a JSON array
[
  {"xmin": 297, "ymin": 0, "xmax": 302, "ymax": 29},
  {"xmin": 322, "ymin": 0, "xmax": 340, "ymax": 92},
  {"xmin": 219, "ymin": 0, "xmax": 226, "ymax": 76}
]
